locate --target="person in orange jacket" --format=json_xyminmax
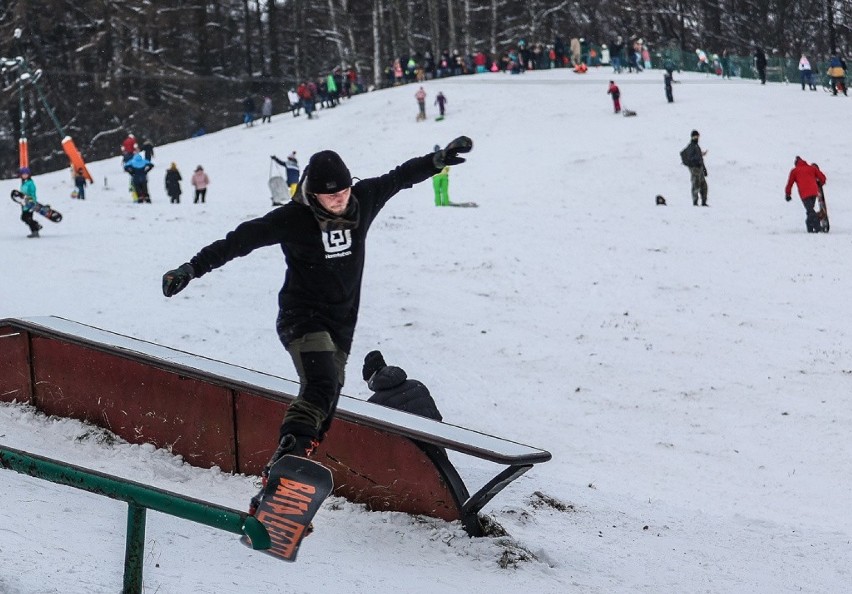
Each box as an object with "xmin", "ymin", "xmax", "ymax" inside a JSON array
[{"xmin": 785, "ymin": 156, "xmax": 827, "ymax": 233}]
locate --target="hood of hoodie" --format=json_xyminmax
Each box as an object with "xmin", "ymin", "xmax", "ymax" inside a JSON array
[{"xmin": 368, "ymin": 365, "xmax": 407, "ymax": 391}]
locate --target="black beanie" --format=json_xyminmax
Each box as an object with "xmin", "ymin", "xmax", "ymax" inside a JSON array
[
  {"xmin": 362, "ymin": 350, "xmax": 387, "ymax": 382},
  {"xmin": 304, "ymin": 150, "xmax": 352, "ymax": 194},
  {"xmin": 691, "ymin": 130, "xmax": 700, "ymax": 139}
]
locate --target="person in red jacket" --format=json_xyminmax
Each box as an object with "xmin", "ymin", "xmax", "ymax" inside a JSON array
[
  {"xmin": 785, "ymin": 156, "xmax": 827, "ymax": 233},
  {"xmin": 607, "ymin": 80, "xmax": 621, "ymax": 113}
]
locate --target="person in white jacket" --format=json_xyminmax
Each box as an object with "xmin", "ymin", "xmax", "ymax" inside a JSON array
[{"xmin": 798, "ymin": 55, "xmax": 817, "ymax": 91}]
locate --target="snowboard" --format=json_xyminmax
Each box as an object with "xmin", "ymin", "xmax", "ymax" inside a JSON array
[
  {"xmin": 244, "ymin": 455, "xmax": 333, "ymax": 562},
  {"xmin": 10, "ymin": 190, "xmax": 63, "ymax": 222},
  {"xmin": 817, "ymin": 187, "xmax": 830, "ymax": 233},
  {"xmin": 446, "ymin": 201, "xmax": 478, "ymax": 208},
  {"xmin": 435, "ymin": 115, "xmax": 445, "ymax": 121}
]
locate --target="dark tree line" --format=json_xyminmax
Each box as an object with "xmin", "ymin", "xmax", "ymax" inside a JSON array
[{"xmin": 1, "ymin": 0, "xmax": 851, "ymax": 177}]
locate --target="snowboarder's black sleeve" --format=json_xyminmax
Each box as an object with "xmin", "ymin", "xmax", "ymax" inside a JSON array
[
  {"xmin": 357, "ymin": 155, "xmax": 441, "ymax": 212},
  {"xmin": 189, "ymin": 209, "xmax": 287, "ymax": 277}
]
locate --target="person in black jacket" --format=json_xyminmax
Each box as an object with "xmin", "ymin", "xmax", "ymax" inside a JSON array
[
  {"xmin": 164, "ymin": 162, "xmax": 182, "ymax": 204},
  {"xmin": 680, "ymin": 130, "xmax": 708, "ymax": 206},
  {"xmin": 162, "ymin": 137, "xmax": 473, "ymax": 473},
  {"xmin": 362, "ymin": 350, "xmax": 442, "ymax": 421}
]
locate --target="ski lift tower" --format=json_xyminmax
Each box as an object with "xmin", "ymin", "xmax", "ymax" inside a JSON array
[{"xmin": 2, "ymin": 28, "xmax": 93, "ymax": 181}]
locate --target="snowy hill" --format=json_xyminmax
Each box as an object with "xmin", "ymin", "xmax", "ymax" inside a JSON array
[{"xmin": 1, "ymin": 68, "xmax": 851, "ymax": 593}]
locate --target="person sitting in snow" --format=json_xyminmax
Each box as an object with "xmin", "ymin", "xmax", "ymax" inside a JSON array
[{"xmin": 362, "ymin": 350, "xmax": 442, "ymax": 421}]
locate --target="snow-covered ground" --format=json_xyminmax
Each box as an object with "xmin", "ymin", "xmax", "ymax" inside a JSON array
[{"xmin": 1, "ymin": 68, "xmax": 851, "ymax": 593}]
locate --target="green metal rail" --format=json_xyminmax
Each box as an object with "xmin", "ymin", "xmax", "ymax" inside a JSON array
[{"xmin": 0, "ymin": 444, "xmax": 270, "ymax": 593}]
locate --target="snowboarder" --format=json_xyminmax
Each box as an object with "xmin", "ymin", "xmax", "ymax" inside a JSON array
[
  {"xmin": 73, "ymin": 168, "xmax": 87, "ymax": 200},
  {"xmin": 785, "ymin": 156, "xmax": 827, "ymax": 233},
  {"xmin": 124, "ymin": 152, "xmax": 154, "ymax": 203},
  {"xmin": 161, "ymin": 136, "xmax": 474, "ymax": 481},
  {"xmin": 607, "ymin": 80, "xmax": 621, "ymax": 114},
  {"xmin": 165, "ymin": 163, "xmax": 183, "ymax": 204},
  {"xmin": 415, "ymin": 87, "xmax": 427, "ymax": 121},
  {"xmin": 17, "ymin": 167, "xmax": 42, "ymax": 238},
  {"xmin": 191, "ymin": 165, "xmax": 210, "ymax": 203},
  {"xmin": 435, "ymin": 91, "xmax": 447, "ymax": 118},
  {"xmin": 680, "ymin": 130, "xmax": 708, "ymax": 206}
]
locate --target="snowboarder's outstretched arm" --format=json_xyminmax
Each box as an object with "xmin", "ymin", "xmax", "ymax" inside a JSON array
[{"xmin": 162, "ymin": 209, "xmax": 288, "ymax": 297}]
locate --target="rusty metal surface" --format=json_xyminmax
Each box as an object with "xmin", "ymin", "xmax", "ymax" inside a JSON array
[{"xmin": 0, "ymin": 325, "xmax": 32, "ymax": 404}]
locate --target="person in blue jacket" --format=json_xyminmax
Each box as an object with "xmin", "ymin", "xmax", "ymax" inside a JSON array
[{"xmin": 124, "ymin": 151, "xmax": 154, "ymax": 203}]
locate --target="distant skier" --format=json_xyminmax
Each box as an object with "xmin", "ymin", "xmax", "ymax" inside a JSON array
[
  {"xmin": 435, "ymin": 91, "xmax": 447, "ymax": 118},
  {"xmin": 785, "ymin": 156, "xmax": 826, "ymax": 233},
  {"xmin": 607, "ymin": 80, "xmax": 621, "ymax": 113},
  {"xmin": 17, "ymin": 167, "xmax": 42, "ymax": 238},
  {"xmin": 680, "ymin": 130, "xmax": 708, "ymax": 206}
]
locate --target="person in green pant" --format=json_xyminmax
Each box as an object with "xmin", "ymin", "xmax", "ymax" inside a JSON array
[{"xmin": 432, "ymin": 145, "xmax": 450, "ymax": 206}]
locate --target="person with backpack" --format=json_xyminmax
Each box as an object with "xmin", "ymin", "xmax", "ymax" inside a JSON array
[
  {"xmin": 680, "ymin": 130, "xmax": 708, "ymax": 206},
  {"xmin": 785, "ymin": 156, "xmax": 827, "ymax": 233}
]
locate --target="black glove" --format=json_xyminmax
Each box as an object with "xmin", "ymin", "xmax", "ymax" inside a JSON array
[
  {"xmin": 702, "ymin": 166, "xmax": 708, "ymax": 177},
  {"xmin": 162, "ymin": 263, "xmax": 195, "ymax": 297},
  {"xmin": 785, "ymin": 194, "xmax": 792, "ymax": 202},
  {"xmin": 433, "ymin": 136, "xmax": 473, "ymax": 168}
]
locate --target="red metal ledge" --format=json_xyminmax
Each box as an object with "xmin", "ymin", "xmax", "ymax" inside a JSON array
[{"xmin": 0, "ymin": 316, "xmax": 550, "ymax": 534}]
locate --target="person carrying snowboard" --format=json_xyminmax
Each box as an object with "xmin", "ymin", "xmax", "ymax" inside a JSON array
[
  {"xmin": 607, "ymin": 80, "xmax": 621, "ymax": 114},
  {"xmin": 785, "ymin": 156, "xmax": 826, "ymax": 233},
  {"xmin": 680, "ymin": 130, "xmax": 708, "ymax": 206},
  {"xmin": 161, "ymin": 137, "xmax": 474, "ymax": 487},
  {"xmin": 17, "ymin": 167, "xmax": 42, "ymax": 238}
]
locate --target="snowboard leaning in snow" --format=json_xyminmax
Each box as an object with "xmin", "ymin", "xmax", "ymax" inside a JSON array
[
  {"xmin": 244, "ymin": 454, "xmax": 333, "ymax": 562},
  {"xmin": 817, "ymin": 185, "xmax": 830, "ymax": 233},
  {"xmin": 10, "ymin": 189, "xmax": 62, "ymax": 222}
]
